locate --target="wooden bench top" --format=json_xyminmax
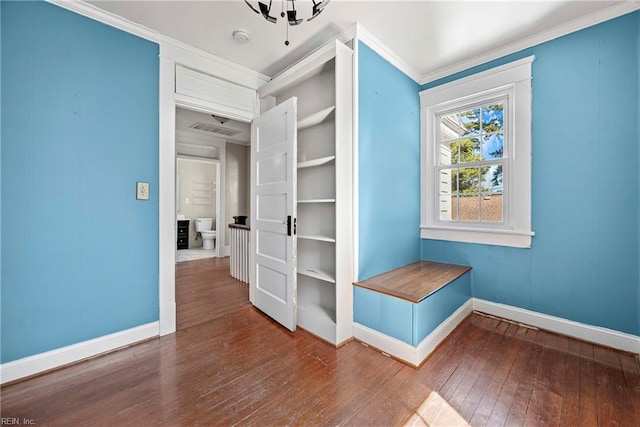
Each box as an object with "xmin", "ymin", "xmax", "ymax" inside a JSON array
[{"xmin": 353, "ymin": 261, "xmax": 471, "ymax": 303}]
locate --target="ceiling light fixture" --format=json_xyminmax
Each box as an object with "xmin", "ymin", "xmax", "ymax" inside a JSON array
[{"xmin": 244, "ymin": 0, "xmax": 330, "ymax": 46}]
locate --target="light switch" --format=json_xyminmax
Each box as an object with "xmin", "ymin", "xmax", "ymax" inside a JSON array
[{"xmin": 137, "ymin": 182, "xmax": 150, "ymax": 200}]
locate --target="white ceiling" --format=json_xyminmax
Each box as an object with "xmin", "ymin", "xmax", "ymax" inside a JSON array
[{"xmin": 89, "ymin": 0, "xmax": 629, "ymax": 80}]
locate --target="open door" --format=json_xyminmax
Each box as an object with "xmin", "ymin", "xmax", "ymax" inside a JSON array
[{"xmin": 250, "ymin": 97, "xmax": 297, "ymax": 331}]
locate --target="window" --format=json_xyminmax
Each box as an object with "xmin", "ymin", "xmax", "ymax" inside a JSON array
[{"xmin": 420, "ymin": 57, "xmax": 534, "ymax": 248}]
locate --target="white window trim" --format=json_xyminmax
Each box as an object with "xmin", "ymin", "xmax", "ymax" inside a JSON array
[{"xmin": 420, "ymin": 56, "xmax": 535, "ymax": 248}]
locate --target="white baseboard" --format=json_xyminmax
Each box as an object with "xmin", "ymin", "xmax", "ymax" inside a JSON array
[
  {"xmin": 472, "ymin": 298, "xmax": 640, "ymax": 354},
  {"xmin": 220, "ymin": 245, "xmax": 231, "ymax": 257},
  {"xmin": 353, "ymin": 323, "xmax": 421, "ymax": 366},
  {"xmin": 416, "ymin": 299, "xmax": 475, "ymax": 363},
  {"xmin": 0, "ymin": 322, "xmax": 159, "ymax": 384},
  {"xmin": 353, "ymin": 299, "xmax": 474, "ymax": 367}
]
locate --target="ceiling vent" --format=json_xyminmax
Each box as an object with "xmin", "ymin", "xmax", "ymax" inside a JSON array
[{"xmin": 188, "ymin": 122, "xmax": 242, "ymax": 137}]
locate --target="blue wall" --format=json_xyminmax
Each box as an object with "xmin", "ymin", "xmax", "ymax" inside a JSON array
[
  {"xmin": 1, "ymin": 2, "xmax": 160, "ymax": 363},
  {"xmin": 358, "ymin": 42, "xmax": 421, "ymax": 281},
  {"xmin": 638, "ymin": 14, "xmax": 640, "ymax": 336},
  {"xmin": 421, "ymin": 12, "xmax": 640, "ymax": 336},
  {"xmin": 0, "ymin": 2, "xmax": 3, "ymax": 362}
]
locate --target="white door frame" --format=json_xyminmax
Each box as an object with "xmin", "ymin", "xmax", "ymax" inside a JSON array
[
  {"xmin": 176, "ymin": 156, "xmax": 221, "ymax": 257},
  {"xmin": 158, "ymin": 55, "xmax": 259, "ymax": 336}
]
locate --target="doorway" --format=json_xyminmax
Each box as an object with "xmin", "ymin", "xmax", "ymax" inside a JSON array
[
  {"xmin": 173, "ymin": 105, "xmax": 252, "ymax": 327},
  {"xmin": 174, "ymin": 106, "xmax": 251, "ymax": 262},
  {"xmin": 176, "ymin": 157, "xmax": 220, "ymax": 262}
]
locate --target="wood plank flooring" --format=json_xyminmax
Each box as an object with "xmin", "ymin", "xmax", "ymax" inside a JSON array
[
  {"xmin": 2, "ymin": 258, "xmax": 639, "ymax": 426},
  {"xmin": 176, "ymin": 256, "xmax": 250, "ymax": 331}
]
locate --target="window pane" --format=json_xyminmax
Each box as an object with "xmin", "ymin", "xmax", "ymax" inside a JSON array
[
  {"xmin": 481, "ymin": 164, "xmax": 503, "ymax": 193},
  {"xmin": 440, "ymin": 118, "xmax": 464, "ymax": 141},
  {"xmin": 439, "ymin": 141, "xmax": 455, "ymax": 165},
  {"xmin": 483, "ymin": 133, "xmax": 504, "ymax": 160},
  {"xmin": 439, "ymin": 193, "xmax": 453, "ymax": 221},
  {"xmin": 482, "ymin": 104, "xmax": 504, "ymax": 133},
  {"xmin": 481, "ymin": 193, "xmax": 503, "ymax": 222},
  {"xmin": 460, "ymin": 108, "xmax": 481, "ymax": 134},
  {"xmin": 453, "ymin": 167, "xmax": 480, "ymax": 193},
  {"xmin": 441, "ymin": 108, "xmax": 480, "ymax": 141},
  {"xmin": 450, "ymin": 137, "xmax": 481, "ymax": 164},
  {"xmin": 458, "ymin": 194, "xmax": 480, "ymax": 221}
]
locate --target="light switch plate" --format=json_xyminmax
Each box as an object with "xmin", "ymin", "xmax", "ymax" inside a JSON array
[{"xmin": 136, "ymin": 182, "xmax": 150, "ymax": 200}]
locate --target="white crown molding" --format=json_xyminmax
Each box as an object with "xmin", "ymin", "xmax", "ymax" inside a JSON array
[
  {"xmin": 45, "ymin": 0, "xmax": 270, "ymax": 90},
  {"xmin": 160, "ymin": 39, "xmax": 270, "ymax": 91},
  {"xmin": 354, "ymin": 23, "xmax": 422, "ymax": 84},
  {"xmin": 46, "ymin": 0, "xmax": 157, "ymax": 41},
  {"xmin": 0, "ymin": 322, "xmax": 159, "ymax": 384},
  {"xmin": 421, "ymin": 1, "xmax": 640, "ymax": 85},
  {"xmin": 473, "ymin": 299, "xmax": 640, "ymax": 354}
]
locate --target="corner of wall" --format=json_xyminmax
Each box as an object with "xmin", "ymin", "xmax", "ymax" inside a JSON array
[
  {"xmin": 0, "ymin": 1, "xmax": 3, "ymax": 351},
  {"xmin": 637, "ymin": 10, "xmax": 640, "ymax": 336},
  {"xmin": 356, "ymin": 42, "xmax": 421, "ymax": 281}
]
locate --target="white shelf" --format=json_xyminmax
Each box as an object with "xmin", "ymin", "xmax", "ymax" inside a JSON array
[
  {"xmin": 297, "ymin": 301, "xmax": 337, "ymax": 344},
  {"xmin": 297, "ymin": 234, "xmax": 336, "ymax": 243},
  {"xmin": 297, "ymin": 155, "xmax": 335, "ymax": 169},
  {"xmin": 298, "ymin": 106, "xmax": 335, "ymax": 131},
  {"xmin": 297, "ymin": 267, "xmax": 336, "ymax": 283},
  {"xmin": 297, "ymin": 199, "xmax": 335, "ymax": 204}
]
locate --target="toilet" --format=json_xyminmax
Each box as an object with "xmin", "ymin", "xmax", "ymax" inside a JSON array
[{"xmin": 194, "ymin": 218, "xmax": 217, "ymax": 250}]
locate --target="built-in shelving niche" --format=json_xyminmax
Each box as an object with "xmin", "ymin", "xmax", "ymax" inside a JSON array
[{"xmin": 257, "ymin": 41, "xmax": 353, "ymax": 346}]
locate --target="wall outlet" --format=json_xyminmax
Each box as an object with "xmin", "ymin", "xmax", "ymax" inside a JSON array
[{"xmin": 136, "ymin": 182, "xmax": 150, "ymax": 200}]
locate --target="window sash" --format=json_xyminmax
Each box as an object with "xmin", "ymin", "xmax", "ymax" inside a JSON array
[{"xmin": 434, "ymin": 96, "xmax": 509, "ymax": 227}]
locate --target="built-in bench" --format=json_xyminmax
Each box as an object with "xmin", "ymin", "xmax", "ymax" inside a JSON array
[{"xmin": 353, "ymin": 261, "xmax": 473, "ymax": 367}]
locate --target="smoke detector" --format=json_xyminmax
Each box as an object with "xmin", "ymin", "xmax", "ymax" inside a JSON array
[{"xmin": 233, "ymin": 29, "xmax": 251, "ymax": 44}]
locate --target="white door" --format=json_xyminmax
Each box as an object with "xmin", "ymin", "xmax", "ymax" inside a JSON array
[{"xmin": 250, "ymin": 97, "xmax": 297, "ymax": 331}]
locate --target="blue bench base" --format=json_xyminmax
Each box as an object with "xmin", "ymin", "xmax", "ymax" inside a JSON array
[{"xmin": 353, "ymin": 271, "xmax": 472, "ymax": 367}]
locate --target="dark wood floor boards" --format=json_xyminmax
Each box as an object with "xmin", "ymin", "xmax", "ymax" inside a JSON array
[
  {"xmin": 469, "ymin": 323, "xmax": 525, "ymax": 426},
  {"xmin": 577, "ymin": 341, "xmax": 599, "ymax": 425},
  {"xmin": 486, "ymin": 325, "xmax": 539, "ymax": 425},
  {"xmin": 555, "ymin": 335, "xmax": 580, "ymax": 426},
  {"xmin": 457, "ymin": 321, "xmax": 515, "ymax": 421},
  {"xmin": 504, "ymin": 327, "xmax": 546, "ymax": 426},
  {"xmin": 176, "ymin": 257, "xmax": 250, "ymax": 331},
  {"xmin": 344, "ymin": 315, "xmax": 485, "ymax": 426},
  {"xmin": 2, "ymin": 257, "xmax": 640, "ymax": 426},
  {"xmin": 593, "ymin": 344, "xmax": 628, "ymax": 426},
  {"xmin": 447, "ymin": 318, "xmax": 509, "ymax": 416},
  {"xmin": 522, "ymin": 330, "xmax": 564, "ymax": 426}
]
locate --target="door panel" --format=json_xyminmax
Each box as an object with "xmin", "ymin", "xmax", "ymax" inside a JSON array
[{"xmin": 250, "ymin": 97, "xmax": 297, "ymax": 331}]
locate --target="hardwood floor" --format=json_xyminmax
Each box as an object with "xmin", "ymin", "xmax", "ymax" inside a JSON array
[
  {"xmin": 2, "ymin": 258, "xmax": 639, "ymax": 426},
  {"xmin": 176, "ymin": 256, "xmax": 249, "ymax": 331}
]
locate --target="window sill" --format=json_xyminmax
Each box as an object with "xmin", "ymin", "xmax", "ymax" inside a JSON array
[{"xmin": 420, "ymin": 225, "xmax": 534, "ymax": 248}]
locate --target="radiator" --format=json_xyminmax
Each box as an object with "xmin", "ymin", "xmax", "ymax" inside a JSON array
[{"xmin": 230, "ymin": 226, "xmax": 250, "ymax": 284}]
